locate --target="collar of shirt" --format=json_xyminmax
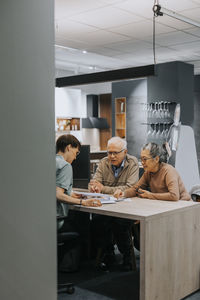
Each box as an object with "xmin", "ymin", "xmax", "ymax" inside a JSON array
[{"xmin": 111, "ymin": 159, "xmax": 125, "ymax": 178}]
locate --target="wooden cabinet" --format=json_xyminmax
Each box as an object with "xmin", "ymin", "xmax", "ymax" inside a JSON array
[
  {"xmin": 115, "ymin": 97, "xmax": 126, "ymax": 138},
  {"xmin": 56, "ymin": 117, "xmax": 81, "ymax": 140},
  {"xmin": 56, "ymin": 117, "xmax": 80, "ymax": 132}
]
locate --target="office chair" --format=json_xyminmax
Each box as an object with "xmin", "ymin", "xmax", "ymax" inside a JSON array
[
  {"xmin": 189, "ymin": 185, "xmax": 200, "ymax": 202},
  {"xmin": 57, "ymin": 202, "xmax": 80, "ymax": 294}
]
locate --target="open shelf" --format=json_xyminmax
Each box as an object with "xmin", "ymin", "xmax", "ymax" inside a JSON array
[{"xmin": 115, "ymin": 97, "xmax": 126, "ymax": 138}]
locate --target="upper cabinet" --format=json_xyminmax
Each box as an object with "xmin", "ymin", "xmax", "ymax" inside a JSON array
[{"xmin": 115, "ymin": 97, "xmax": 126, "ymax": 139}]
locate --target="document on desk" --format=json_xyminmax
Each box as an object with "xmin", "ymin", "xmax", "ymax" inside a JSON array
[
  {"xmin": 73, "ymin": 191, "xmax": 125, "ymax": 204},
  {"xmin": 99, "ymin": 197, "xmax": 130, "ymax": 204},
  {"xmin": 74, "ymin": 191, "xmax": 110, "ymax": 198}
]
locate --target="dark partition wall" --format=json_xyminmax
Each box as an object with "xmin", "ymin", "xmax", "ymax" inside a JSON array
[
  {"xmin": 147, "ymin": 61, "xmax": 194, "ymax": 127},
  {"xmin": 72, "ymin": 145, "xmax": 90, "ymax": 189}
]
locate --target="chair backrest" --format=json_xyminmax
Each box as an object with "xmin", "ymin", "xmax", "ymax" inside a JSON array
[
  {"xmin": 57, "ymin": 201, "xmax": 68, "ymax": 230},
  {"xmin": 189, "ymin": 184, "xmax": 200, "ymax": 202}
]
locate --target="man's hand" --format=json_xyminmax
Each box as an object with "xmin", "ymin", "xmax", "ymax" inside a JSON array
[
  {"xmin": 82, "ymin": 198, "xmax": 102, "ymax": 207},
  {"xmin": 71, "ymin": 192, "xmax": 82, "ymax": 198},
  {"xmin": 89, "ymin": 179, "xmax": 103, "ymax": 193},
  {"xmin": 113, "ymin": 189, "xmax": 124, "ymax": 199}
]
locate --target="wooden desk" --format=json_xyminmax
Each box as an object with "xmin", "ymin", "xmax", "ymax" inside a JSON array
[{"xmin": 69, "ymin": 198, "xmax": 200, "ymax": 300}]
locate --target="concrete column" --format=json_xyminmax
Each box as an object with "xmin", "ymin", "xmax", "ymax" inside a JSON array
[{"xmin": 0, "ymin": 1, "xmax": 56, "ymax": 299}]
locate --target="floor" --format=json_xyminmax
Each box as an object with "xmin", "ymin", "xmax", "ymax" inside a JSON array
[{"xmin": 58, "ymin": 249, "xmax": 200, "ymax": 300}]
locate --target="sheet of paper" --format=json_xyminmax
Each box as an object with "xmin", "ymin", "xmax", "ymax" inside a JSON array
[
  {"xmin": 109, "ymin": 196, "xmax": 125, "ymax": 202},
  {"xmin": 124, "ymin": 198, "xmax": 132, "ymax": 202},
  {"xmin": 73, "ymin": 191, "xmax": 110, "ymax": 198},
  {"xmin": 100, "ymin": 198, "xmax": 116, "ymax": 204}
]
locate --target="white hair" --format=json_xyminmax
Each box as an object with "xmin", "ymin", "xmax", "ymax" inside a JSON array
[{"xmin": 107, "ymin": 136, "xmax": 127, "ymax": 149}]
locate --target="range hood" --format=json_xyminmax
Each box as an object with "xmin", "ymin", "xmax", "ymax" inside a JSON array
[{"xmin": 82, "ymin": 95, "xmax": 109, "ymax": 129}]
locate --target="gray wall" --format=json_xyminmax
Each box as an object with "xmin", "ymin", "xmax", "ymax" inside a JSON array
[
  {"xmin": 112, "ymin": 61, "xmax": 195, "ymax": 159},
  {"xmin": 147, "ymin": 61, "xmax": 194, "ymax": 126},
  {"xmin": 194, "ymin": 75, "xmax": 200, "ymax": 169},
  {"xmin": 0, "ymin": 1, "xmax": 56, "ymax": 300},
  {"xmin": 112, "ymin": 79, "xmax": 147, "ymax": 158}
]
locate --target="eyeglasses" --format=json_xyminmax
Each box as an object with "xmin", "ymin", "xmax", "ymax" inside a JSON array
[
  {"xmin": 76, "ymin": 151, "xmax": 80, "ymax": 157},
  {"xmin": 107, "ymin": 148, "xmax": 125, "ymax": 156},
  {"xmin": 140, "ymin": 156, "xmax": 153, "ymax": 162},
  {"xmin": 72, "ymin": 148, "xmax": 80, "ymax": 157}
]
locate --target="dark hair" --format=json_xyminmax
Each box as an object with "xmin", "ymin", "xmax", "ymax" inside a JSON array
[
  {"xmin": 142, "ymin": 142, "xmax": 169, "ymax": 163},
  {"xmin": 56, "ymin": 134, "xmax": 81, "ymax": 154}
]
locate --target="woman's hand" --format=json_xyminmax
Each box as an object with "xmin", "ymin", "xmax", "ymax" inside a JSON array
[
  {"xmin": 82, "ymin": 198, "xmax": 102, "ymax": 207},
  {"xmin": 114, "ymin": 189, "xmax": 124, "ymax": 199},
  {"xmin": 136, "ymin": 188, "xmax": 153, "ymax": 199}
]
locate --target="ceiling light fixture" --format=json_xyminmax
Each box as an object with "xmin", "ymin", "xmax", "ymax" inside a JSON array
[
  {"xmin": 55, "ymin": 44, "xmax": 79, "ymax": 52},
  {"xmin": 56, "ymin": 65, "xmax": 155, "ymax": 87}
]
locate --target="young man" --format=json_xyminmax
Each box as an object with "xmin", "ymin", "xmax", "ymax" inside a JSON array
[
  {"xmin": 56, "ymin": 134, "xmax": 101, "ymax": 209},
  {"xmin": 56, "ymin": 134, "xmax": 101, "ymax": 271},
  {"xmin": 89, "ymin": 136, "xmax": 139, "ymax": 271}
]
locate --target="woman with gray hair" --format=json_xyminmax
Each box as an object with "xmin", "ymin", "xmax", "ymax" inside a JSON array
[{"xmin": 114, "ymin": 142, "xmax": 191, "ymax": 201}]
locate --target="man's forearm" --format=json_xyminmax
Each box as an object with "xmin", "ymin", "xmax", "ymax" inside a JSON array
[{"xmin": 56, "ymin": 190, "xmax": 81, "ymax": 205}]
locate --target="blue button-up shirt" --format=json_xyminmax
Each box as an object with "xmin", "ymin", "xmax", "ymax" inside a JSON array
[{"xmin": 111, "ymin": 159, "xmax": 125, "ymax": 178}]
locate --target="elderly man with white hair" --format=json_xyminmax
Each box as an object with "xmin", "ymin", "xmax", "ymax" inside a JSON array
[{"xmin": 89, "ymin": 136, "xmax": 139, "ymax": 271}]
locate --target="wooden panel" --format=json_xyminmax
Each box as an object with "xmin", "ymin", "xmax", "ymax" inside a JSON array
[
  {"xmin": 141, "ymin": 205, "xmax": 200, "ymax": 300},
  {"xmin": 99, "ymin": 94, "xmax": 112, "ymax": 150}
]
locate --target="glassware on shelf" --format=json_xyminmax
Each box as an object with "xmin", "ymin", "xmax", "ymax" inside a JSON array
[
  {"xmin": 155, "ymin": 123, "xmax": 161, "ymax": 141},
  {"xmin": 151, "ymin": 123, "xmax": 157, "ymax": 142},
  {"xmin": 159, "ymin": 101, "xmax": 165, "ymax": 120},
  {"xmin": 145, "ymin": 101, "xmax": 180, "ymax": 144},
  {"xmin": 147, "ymin": 124, "xmax": 153, "ymax": 138},
  {"xmin": 163, "ymin": 101, "xmax": 171, "ymax": 119},
  {"xmin": 160, "ymin": 123, "xmax": 165, "ymax": 141},
  {"xmin": 148, "ymin": 103, "xmax": 153, "ymax": 119},
  {"xmin": 152, "ymin": 102, "xmax": 158, "ymax": 119},
  {"xmin": 157, "ymin": 102, "xmax": 161, "ymax": 120}
]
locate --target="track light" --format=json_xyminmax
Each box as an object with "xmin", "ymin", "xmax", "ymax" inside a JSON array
[{"xmin": 153, "ymin": 4, "xmax": 200, "ymax": 28}]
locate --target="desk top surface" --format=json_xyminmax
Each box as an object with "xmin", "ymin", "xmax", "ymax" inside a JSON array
[{"xmin": 69, "ymin": 198, "xmax": 199, "ymax": 221}]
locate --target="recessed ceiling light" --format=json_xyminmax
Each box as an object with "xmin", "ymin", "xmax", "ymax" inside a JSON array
[{"xmin": 82, "ymin": 50, "xmax": 87, "ymax": 54}]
